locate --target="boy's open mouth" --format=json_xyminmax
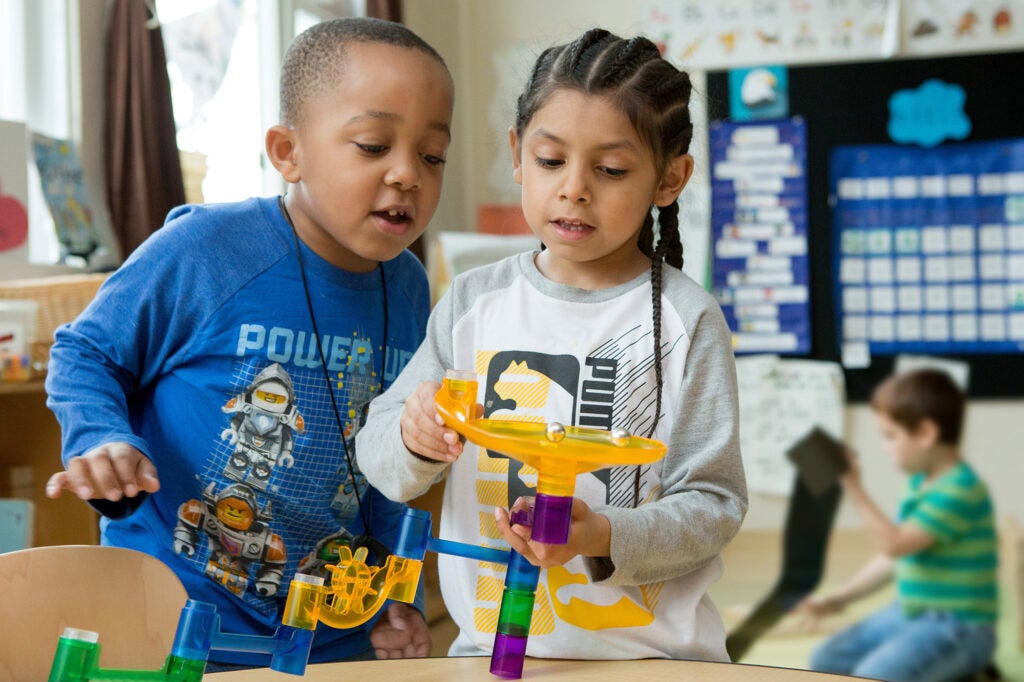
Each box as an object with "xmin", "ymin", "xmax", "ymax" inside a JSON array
[{"xmin": 375, "ymin": 209, "xmax": 410, "ymax": 224}]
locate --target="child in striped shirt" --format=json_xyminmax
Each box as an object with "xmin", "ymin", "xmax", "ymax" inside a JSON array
[{"xmin": 799, "ymin": 368, "xmax": 998, "ymax": 682}]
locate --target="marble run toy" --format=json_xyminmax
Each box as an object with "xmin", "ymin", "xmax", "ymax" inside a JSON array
[
  {"xmin": 433, "ymin": 370, "xmax": 666, "ymax": 676},
  {"xmin": 47, "ymin": 370, "xmax": 666, "ymax": 681}
]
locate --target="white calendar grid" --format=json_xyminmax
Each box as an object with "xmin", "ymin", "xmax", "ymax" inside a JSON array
[{"xmin": 832, "ymin": 143, "xmax": 1024, "ymax": 355}]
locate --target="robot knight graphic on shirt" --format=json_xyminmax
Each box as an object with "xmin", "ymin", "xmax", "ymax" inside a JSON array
[
  {"xmin": 173, "ymin": 481, "xmax": 287, "ymax": 597},
  {"xmin": 296, "ymin": 528, "xmax": 357, "ymax": 579},
  {"xmin": 220, "ymin": 363, "xmax": 304, "ymax": 492}
]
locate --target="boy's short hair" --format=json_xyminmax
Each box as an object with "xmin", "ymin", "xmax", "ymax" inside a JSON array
[
  {"xmin": 279, "ymin": 16, "xmax": 449, "ymax": 127},
  {"xmin": 870, "ymin": 368, "xmax": 966, "ymax": 444}
]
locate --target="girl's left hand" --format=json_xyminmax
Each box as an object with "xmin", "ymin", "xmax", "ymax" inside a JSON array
[{"xmin": 494, "ymin": 497, "xmax": 610, "ymax": 569}]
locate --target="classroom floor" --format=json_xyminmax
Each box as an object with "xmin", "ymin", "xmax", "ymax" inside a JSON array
[
  {"xmin": 713, "ymin": 529, "xmax": 1023, "ymax": 680},
  {"xmin": 423, "ymin": 527, "xmax": 1024, "ymax": 680}
]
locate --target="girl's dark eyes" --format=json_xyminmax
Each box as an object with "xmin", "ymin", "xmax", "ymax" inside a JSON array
[
  {"xmin": 422, "ymin": 154, "xmax": 446, "ymax": 166},
  {"xmin": 534, "ymin": 157, "xmax": 563, "ymax": 169},
  {"xmin": 356, "ymin": 143, "xmax": 387, "ymax": 154},
  {"xmin": 533, "ymin": 157, "xmax": 629, "ymax": 178}
]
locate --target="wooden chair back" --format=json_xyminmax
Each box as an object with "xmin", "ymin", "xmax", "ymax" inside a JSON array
[{"xmin": 0, "ymin": 544, "xmax": 188, "ymax": 681}]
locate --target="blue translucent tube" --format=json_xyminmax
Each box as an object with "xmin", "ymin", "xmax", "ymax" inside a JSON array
[{"xmin": 427, "ymin": 537, "xmax": 511, "ymax": 565}]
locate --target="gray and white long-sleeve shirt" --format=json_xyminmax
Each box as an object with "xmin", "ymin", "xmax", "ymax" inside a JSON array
[{"xmin": 356, "ymin": 250, "xmax": 747, "ymax": 662}]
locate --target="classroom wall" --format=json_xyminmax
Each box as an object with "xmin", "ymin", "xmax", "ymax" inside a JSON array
[
  {"xmin": 405, "ymin": 0, "xmax": 1024, "ymax": 532},
  {"xmin": 404, "ymin": 0, "xmax": 653, "ymax": 245}
]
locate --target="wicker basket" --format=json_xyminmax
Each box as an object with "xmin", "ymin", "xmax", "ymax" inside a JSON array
[{"xmin": 0, "ymin": 273, "xmax": 108, "ymax": 368}]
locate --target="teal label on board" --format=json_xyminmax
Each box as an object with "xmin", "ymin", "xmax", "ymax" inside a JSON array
[{"xmin": 888, "ymin": 79, "xmax": 971, "ymax": 148}]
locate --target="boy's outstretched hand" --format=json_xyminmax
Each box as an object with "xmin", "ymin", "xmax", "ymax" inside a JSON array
[
  {"xmin": 370, "ymin": 602, "xmax": 430, "ymax": 659},
  {"xmin": 45, "ymin": 442, "xmax": 160, "ymax": 501},
  {"xmin": 400, "ymin": 381, "xmax": 477, "ymax": 463},
  {"xmin": 838, "ymin": 447, "xmax": 863, "ymax": 489},
  {"xmin": 793, "ymin": 593, "xmax": 847, "ymax": 632},
  {"xmin": 494, "ymin": 496, "xmax": 611, "ymax": 569}
]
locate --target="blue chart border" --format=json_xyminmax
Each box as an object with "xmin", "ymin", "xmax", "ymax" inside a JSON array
[
  {"xmin": 830, "ymin": 138, "xmax": 1024, "ymax": 356},
  {"xmin": 710, "ymin": 117, "xmax": 811, "ymax": 355}
]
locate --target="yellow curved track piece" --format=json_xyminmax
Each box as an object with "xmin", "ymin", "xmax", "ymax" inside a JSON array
[{"xmin": 282, "ymin": 549, "xmax": 422, "ymax": 630}]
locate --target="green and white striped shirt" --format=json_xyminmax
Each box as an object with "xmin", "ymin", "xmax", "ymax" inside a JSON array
[{"xmin": 896, "ymin": 461, "xmax": 999, "ymax": 623}]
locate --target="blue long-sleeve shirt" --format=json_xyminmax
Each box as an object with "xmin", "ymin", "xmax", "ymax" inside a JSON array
[{"xmin": 46, "ymin": 196, "xmax": 429, "ymax": 665}]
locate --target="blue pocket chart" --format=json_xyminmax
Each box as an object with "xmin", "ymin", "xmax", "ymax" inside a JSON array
[
  {"xmin": 711, "ymin": 117, "xmax": 811, "ymax": 355},
  {"xmin": 831, "ymin": 139, "xmax": 1024, "ymax": 356}
]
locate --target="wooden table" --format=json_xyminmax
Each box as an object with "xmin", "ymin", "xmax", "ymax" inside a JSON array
[{"xmin": 204, "ymin": 656, "xmax": 859, "ymax": 680}]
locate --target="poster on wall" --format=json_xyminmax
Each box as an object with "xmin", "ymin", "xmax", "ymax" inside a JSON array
[
  {"xmin": 710, "ymin": 117, "xmax": 811, "ymax": 354},
  {"xmin": 728, "ymin": 65, "xmax": 790, "ymax": 121},
  {"xmin": 0, "ymin": 120, "xmax": 30, "ymax": 262},
  {"xmin": 640, "ymin": 0, "xmax": 898, "ymax": 70},
  {"xmin": 736, "ymin": 356, "xmax": 846, "ymax": 496},
  {"xmin": 831, "ymin": 138, "xmax": 1024, "ymax": 363},
  {"xmin": 31, "ymin": 133, "xmax": 102, "ymax": 264},
  {"xmin": 903, "ymin": 0, "xmax": 1024, "ymax": 55}
]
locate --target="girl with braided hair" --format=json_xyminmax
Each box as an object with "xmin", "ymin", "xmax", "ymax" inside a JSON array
[{"xmin": 357, "ymin": 28, "xmax": 747, "ymax": 662}]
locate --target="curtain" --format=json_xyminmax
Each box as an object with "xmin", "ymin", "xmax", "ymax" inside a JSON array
[
  {"xmin": 104, "ymin": 0, "xmax": 185, "ymax": 260},
  {"xmin": 366, "ymin": 0, "xmax": 402, "ymax": 22}
]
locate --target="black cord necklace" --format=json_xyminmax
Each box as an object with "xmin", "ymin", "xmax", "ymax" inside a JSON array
[{"xmin": 278, "ymin": 196, "xmax": 387, "ymax": 542}]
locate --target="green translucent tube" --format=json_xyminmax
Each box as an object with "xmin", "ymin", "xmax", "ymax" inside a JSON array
[
  {"xmin": 48, "ymin": 628, "xmax": 206, "ymax": 682},
  {"xmin": 496, "ymin": 588, "xmax": 536, "ymax": 638}
]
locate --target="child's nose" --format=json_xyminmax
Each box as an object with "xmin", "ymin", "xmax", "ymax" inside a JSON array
[
  {"xmin": 558, "ymin": 165, "xmax": 590, "ymax": 204},
  {"xmin": 384, "ymin": 153, "xmax": 421, "ymax": 191}
]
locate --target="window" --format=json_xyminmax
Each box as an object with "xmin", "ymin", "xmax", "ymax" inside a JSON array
[
  {"xmin": 158, "ymin": 0, "xmax": 366, "ymax": 203},
  {"xmin": 0, "ymin": 0, "xmax": 73, "ymax": 265},
  {"xmin": 0, "ymin": 0, "xmax": 367, "ymax": 267},
  {"xmin": 158, "ymin": 0, "xmax": 264, "ymax": 202}
]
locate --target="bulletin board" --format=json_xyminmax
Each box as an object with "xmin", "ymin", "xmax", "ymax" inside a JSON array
[
  {"xmin": 706, "ymin": 50, "xmax": 1024, "ymax": 399},
  {"xmin": 709, "ymin": 117, "xmax": 812, "ymax": 356}
]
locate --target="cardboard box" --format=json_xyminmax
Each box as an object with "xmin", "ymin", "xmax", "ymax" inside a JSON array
[{"xmin": 0, "ymin": 299, "xmax": 38, "ymax": 357}]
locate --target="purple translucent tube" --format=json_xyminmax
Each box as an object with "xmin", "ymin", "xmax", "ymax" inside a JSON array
[
  {"xmin": 490, "ymin": 632, "xmax": 528, "ymax": 679},
  {"xmin": 531, "ymin": 493, "xmax": 573, "ymax": 544}
]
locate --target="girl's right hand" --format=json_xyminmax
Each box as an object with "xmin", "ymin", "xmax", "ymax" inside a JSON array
[
  {"xmin": 45, "ymin": 442, "xmax": 160, "ymax": 501},
  {"xmin": 400, "ymin": 381, "xmax": 469, "ymax": 462}
]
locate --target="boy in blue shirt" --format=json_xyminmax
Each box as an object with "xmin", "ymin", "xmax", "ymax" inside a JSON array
[{"xmin": 43, "ymin": 17, "xmax": 453, "ymax": 668}]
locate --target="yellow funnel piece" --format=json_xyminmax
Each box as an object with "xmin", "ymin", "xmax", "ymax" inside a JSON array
[{"xmin": 435, "ymin": 378, "xmax": 666, "ymax": 477}]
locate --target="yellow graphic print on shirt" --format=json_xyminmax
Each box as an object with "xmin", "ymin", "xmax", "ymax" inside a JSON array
[
  {"xmin": 547, "ymin": 566, "xmax": 654, "ymax": 630},
  {"xmin": 490, "ymin": 360, "xmax": 557, "ymax": 422}
]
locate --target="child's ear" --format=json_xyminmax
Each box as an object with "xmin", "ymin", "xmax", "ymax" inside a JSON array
[
  {"xmin": 916, "ymin": 418, "xmax": 941, "ymax": 446},
  {"xmin": 508, "ymin": 127, "xmax": 523, "ymax": 186},
  {"xmin": 266, "ymin": 125, "xmax": 301, "ymax": 183},
  {"xmin": 654, "ymin": 153, "xmax": 695, "ymax": 207}
]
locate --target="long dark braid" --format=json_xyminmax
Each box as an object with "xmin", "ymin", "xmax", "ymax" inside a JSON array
[{"xmin": 514, "ymin": 29, "xmax": 695, "ymax": 506}]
